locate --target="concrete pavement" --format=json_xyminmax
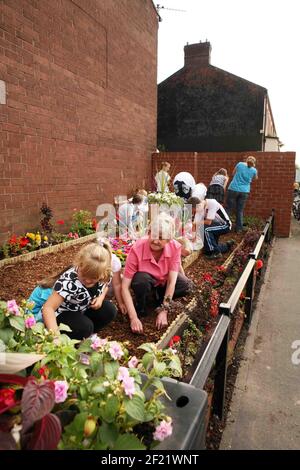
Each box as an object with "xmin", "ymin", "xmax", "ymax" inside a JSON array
[{"xmin": 221, "ymin": 217, "xmax": 300, "ymax": 450}]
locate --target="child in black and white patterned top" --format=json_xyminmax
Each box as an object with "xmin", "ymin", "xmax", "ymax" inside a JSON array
[
  {"xmin": 42, "ymin": 242, "xmax": 117, "ymax": 340},
  {"xmin": 206, "ymin": 168, "xmax": 229, "ymax": 204}
]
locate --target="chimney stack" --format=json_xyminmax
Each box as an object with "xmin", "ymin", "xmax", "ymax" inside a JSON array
[{"xmin": 184, "ymin": 41, "xmax": 211, "ymax": 68}]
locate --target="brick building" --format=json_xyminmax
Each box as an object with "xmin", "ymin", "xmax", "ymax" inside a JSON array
[
  {"xmin": 158, "ymin": 42, "xmax": 281, "ymax": 153},
  {"xmin": 0, "ymin": 0, "xmax": 159, "ymax": 242}
]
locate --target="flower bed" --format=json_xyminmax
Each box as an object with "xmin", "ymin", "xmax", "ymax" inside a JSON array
[{"xmin": 0, "ymin": 216, "xmax": 269, "ymax": 449}]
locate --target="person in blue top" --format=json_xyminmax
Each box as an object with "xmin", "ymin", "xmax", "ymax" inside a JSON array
[
  {"xmin": 28, "ymin": 268, "xmax": 71, "ymax": 321},
  {"xmin": 226, "ymin": 156, "xmax": 258, "ymax": 232}
]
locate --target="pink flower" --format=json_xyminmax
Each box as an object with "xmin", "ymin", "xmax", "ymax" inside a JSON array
[
  {"xmin": 25, "ymin": 316, "xmax": 36, "ymax": 329},
  {"xmin": 153, "ymin": 419, "xmax": 173, "ymax": 442},
  {"xmin": 128, "ymin": 356, "xmax": 138, "ymax": 368},
  {"xmin": 109, "ymin": 342, "xmax": 124, "ymax": 360},
  {"xmin": 54, "ymin": 380, "xmax": 69, "ymax": 403},
  {"xmin": 122, "ymin": 376, "xmax": 135, "ymax": 398},
  {"xmin": 80, "ymin": 353, "xmax": 90, "ymax": 365},
  {"xmin": 117, "ymin": 366, "xmax": 130, "ymax": 382},
  {"xmin": 90, "ymin": 334, "xmax": 107, "ymax": 350},
  {"xmin": 74, "ymin": 233, "xmax": 79, "ymax": 239},
  {"xmin": 7, "ymin": 300, "xmax": 20, "ymax": 316}
]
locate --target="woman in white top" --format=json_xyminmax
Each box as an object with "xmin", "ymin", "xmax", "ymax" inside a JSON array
[{"xmin": 155, "ymin": 161, "xmax": 171, "ymax": 193}]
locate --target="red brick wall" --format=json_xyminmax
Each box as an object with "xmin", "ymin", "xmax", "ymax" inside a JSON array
[
  {"xmin": 152, "ymin": 152, "xmax": 296, "ymax": 237},
  {"xmin": 0, "ymin": 0, "xmax": 158, "ymax": 242}
]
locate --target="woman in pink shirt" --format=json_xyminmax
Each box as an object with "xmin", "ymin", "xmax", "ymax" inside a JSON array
[{"xmin": 122, "ymin": 213, "xmax": 190, "ymax": 334}]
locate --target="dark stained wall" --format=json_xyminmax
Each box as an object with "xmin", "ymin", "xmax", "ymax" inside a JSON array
[{"xmin": 158, "ymin": 43, "xmax": 267, "ymax": 152}]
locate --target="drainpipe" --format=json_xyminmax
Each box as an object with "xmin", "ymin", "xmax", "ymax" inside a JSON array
[{"xmin": 261, "ymin": 93, "xmax": 267, "ymax": 151}]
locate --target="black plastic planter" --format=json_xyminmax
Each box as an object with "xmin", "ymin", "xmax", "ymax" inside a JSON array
[{"xmin": 157, "ymin": 377, "xmax": 208, "ymax": 450}]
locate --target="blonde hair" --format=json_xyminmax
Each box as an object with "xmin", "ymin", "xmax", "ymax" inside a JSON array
[
  {"xmin": 39, "ymin": 266, "xmax": 72, "ymax": 288},
  {"xmin": 74, "ymin": 242, "xmax": 112, "ymax": 283},
  {"xmin": 246, "ymin": 156, "xmax": 256, "ymax": 167},
  {"xmin": 150, "ymin": 212, "xmax": 175, "ymax": 240}
]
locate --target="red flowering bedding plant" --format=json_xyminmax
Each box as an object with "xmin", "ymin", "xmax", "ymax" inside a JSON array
[
  {"xmin": 109, "ymin": 237, "xmax": 133, "ymax": 266},
  {"xmin": 0, "ymin": 300, "xmax": 182, "ymax": 450}
]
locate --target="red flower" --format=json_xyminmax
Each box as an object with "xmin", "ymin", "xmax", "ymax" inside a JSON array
[
  {"xmin": 0, "ymin": 388, "xmax": 16, "ymax": 409},
  {"xmin": 8, "ymin": 235, "xmax": 18, "ymax": 245},
  {"xmin": 256, "ymin": 259, "xmax": 263, "ymax": 270},
  {"xmin": 202, "ymin": 273, "xmax": 216, "ymax": 285},
  {"xmin": 57, "ymin": 220, "xmax": 65, "ymax": 225},
  {"xmin": 216, "ymin": 265, "xmax": 226, "ymax": 272},
  {"xmin": 172, "ymin": 335, "xmax": 181, "ymax": 343},
  {"xmin": 92, "ymin": 219, "xmax": 97, "ymax": 231},
  {"xmin": 168, "ymin": 335, "xmax": 181, "ymax": 348},
  {"xmin": 19, "ymin": 237, "xmax": 30, "ymax": 247},
  {"xmin": 38, "ymin": 366, "xmax": 50, "ymax": 379}
]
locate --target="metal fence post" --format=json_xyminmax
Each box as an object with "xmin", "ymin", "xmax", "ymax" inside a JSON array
[
  {"xmin": 245, "ymin": 261, "xmax": 255, "ymax": 325},
  {"xmin": 212, "ymin": 325, "xmax": 229, "ymax": 421},
  {"xmin": 211, "ymin": 303, "xmax": 230, "ymax": 421}
]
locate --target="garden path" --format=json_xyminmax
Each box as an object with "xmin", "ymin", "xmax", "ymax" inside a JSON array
[{"xmin": 221, "ymin": 217, "xmax": 300, "ymax": 449}]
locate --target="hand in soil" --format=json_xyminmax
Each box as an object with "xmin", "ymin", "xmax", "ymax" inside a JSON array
[
  {"xmin": 130, "ymin": 317, "xmax": 143, "ymax": 334},
  {"xmin": 156, "ymin": 310, "xmax": 168, "ymax": 330},
  {"xmin": 118, "ymin": 303, "xmax": 127, "ymax": 315}
]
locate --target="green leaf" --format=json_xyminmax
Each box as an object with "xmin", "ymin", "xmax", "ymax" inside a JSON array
[
  {"xmin": 113, "ymin": 433, "xmax": 146, "ymax": 450},
  {"xmin": 104, "ymin": 361, "xmax": 119, "ymax": 379},
  {"xmin": 138, "ymin": 343, "xmax": 155, "ymax": 353},
  {"xmin": 64, "ymin": 412, "xmax": 88, "ymax": 435},
  {"xmin": 150, "ymin": 377, "xmax": 165, "ymax": 393},
  {"xmin": 169, "ymin": 357, "xmax": 182, "ymax": 376},
  {"xmin": 9, "ymin": 316, "xmax": 25, "ymax": 332},
  {"xmin": 102, "ymin": 395, "xmax": 119, "ymax": 423},
  {"xmin": 98, "ymin": 422, "xmax": 118, "ymax": 447},
  {"xmin": 124, "ymin": 395, "xmax": 145, "ymax": 422},
  {"xmin": 142, "ymin": 353, "xmax": 153, "ymax": 370},
  {"xmin": 0, "ymin": 328, "xmax": 14, "ymax": 345},
  {"xmin": 153, "ymin": 360, "xmax": 166, "ymax": 376},
  {"xmin": 90, "ymin": 378, "xmax": 106, "ymax": 394},
  {"xmin": 31, "ymin": 322, "xmax": 45, "ymax": 335},
  {"xmin": 80, "ymin": 385, "xmax": 88, "ymax": 400},
  {"xmin": 58, "ymin": 323, "xmax": 72, "ymax": 333}
]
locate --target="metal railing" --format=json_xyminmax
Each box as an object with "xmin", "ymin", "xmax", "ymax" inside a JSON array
[{"xmin": 190, "ymin": 211, "xmax": 274, "ymax": 420}]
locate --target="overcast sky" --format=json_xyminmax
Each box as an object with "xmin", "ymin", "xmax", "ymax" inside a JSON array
[{"xmin": 157, "ymin": 0, "xmax": 299, "ymax": 165}]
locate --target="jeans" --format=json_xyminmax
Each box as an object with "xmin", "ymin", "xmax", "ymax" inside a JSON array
[{"xmin": 226, "ymin": 190, "xmax": 249, "ymax": 232}]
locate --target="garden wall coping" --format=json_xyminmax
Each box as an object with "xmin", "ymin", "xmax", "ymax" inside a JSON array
[{"xmin": 0, "ymin": 234, "xmax": 97, "ymax": 269}]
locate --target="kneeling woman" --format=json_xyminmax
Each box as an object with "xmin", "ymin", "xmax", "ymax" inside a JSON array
[
  {"xmin": 42, "ymin": 242, "xmax": 117, "ymax": 340},
  {"xmin": 122, "ymin": 213, "xmax": 190, "ymax": 334}
]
